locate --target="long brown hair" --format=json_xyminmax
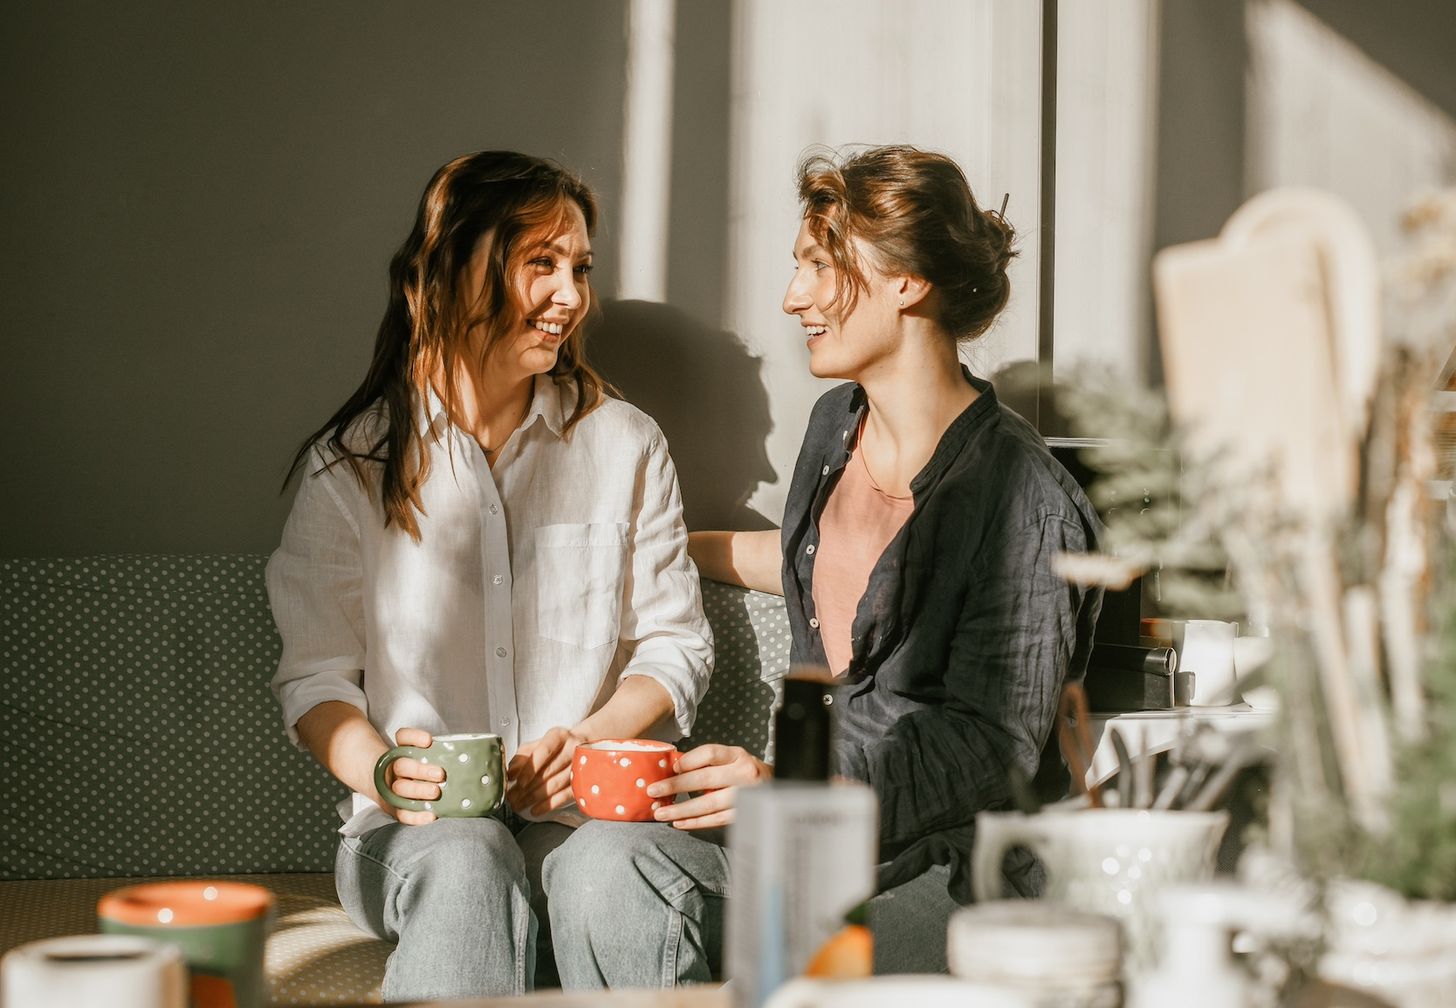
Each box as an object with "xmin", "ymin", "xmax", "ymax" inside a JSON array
[
  {"xmin": 796, "ymin": 144, "xmax": 1016, "ymax": 342},
  {"xmin": 286, "ymin": 151, "xmax": 608, "ymax": 540}
]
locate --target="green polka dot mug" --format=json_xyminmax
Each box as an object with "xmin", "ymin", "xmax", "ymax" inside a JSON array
[{"xmin": 374, "ymin": 732, "xmax": 505, "ymax": 817}]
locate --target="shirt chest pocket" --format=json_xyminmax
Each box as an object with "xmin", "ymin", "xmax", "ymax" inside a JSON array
[{"xmin": 534, "ymin": 522, "xmax": 630, "ymax": 649}]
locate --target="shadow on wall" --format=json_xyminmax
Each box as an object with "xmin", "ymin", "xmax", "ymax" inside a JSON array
[
  {"xmin": 990, "ymin": 358, "xmax": 1075, "ymax": 439},
  {"xmin": 590, "ymin": 299, "xmax": 778, "ymax": 532}
]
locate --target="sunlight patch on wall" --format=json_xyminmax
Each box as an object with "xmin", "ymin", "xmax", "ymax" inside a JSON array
[{"xmin": 725, "ymin": 0, "xmax": 1045, "ymax": 524}]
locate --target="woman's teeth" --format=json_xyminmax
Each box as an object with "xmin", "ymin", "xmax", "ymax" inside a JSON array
[
  {"xmin": 530, "ymin": 319, "xmax": 564, "ymax": 336},
  {"xmin": 806, "ymin": 325, "xmax": 827, "ymax": 336}
]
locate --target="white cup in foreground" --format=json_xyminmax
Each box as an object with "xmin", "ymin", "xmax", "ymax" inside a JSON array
[{"xmin": 1, "ymin": 935, "xmax": 185, "ymax": 1008}]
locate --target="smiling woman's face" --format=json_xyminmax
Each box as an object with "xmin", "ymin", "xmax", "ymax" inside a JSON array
[
  {"xmin": 464, "ymin": 200, "xmax": 594, "ymax": 382},
  {"xmin": 782, "ymin": 217, "xmax": 901, "ymax": 381}
]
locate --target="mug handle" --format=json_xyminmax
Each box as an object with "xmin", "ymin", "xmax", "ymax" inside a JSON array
[
  {"xmin": 971, "ymin": 811, "xmax": 1044, "ymax": 903},
  {"xmin": 373, "ymin": 745, "xmax": 435, "ymax": 812}
]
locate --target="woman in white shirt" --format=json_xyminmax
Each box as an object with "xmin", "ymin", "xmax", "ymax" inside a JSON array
[{"xmin": 266, "ymin": 150, "xmax": 721, "ymax": 998}]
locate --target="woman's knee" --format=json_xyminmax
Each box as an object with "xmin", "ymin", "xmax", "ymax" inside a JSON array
[
  {"xmin": 339, "ymin": 818, "xmax": 531, "ymax": 950},
  {"xmin": 544, "ymin": 820, "xmax": 723, "ymax": 912},
  {"xmin": 545, "ymin": 820, "xmax": 652, "ymax": 894},
  {"xmin": 383, "ymin": 817, "xmax": 528, "ymax": 896}
]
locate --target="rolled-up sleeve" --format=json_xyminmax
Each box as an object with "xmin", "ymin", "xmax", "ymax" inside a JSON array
[
  {"xmin": 860, "ymin": 513, "xmax": 1088, "ymax": 849},
  {"xmin": 615, "ymin": 430, "xmax": 713, "ymax": 737},
  {"xmin": 265, "ymin": 456, "xmax": 369, "ymax": 748}
]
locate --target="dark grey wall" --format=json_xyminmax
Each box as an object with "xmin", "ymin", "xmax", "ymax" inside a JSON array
[
  {"xmin": 1, "ymin": 2, "xmax": 630, "ymax": 556},
  {"xmin": 1296, "ymin": 0, "xmax": 1456, "ymax": 122},
  {"xmin": 1152, "ymin": 1, "xmax": 1248, "ymax": 255}
]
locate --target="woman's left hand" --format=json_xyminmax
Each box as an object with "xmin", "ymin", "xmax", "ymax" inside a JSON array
[
  {"xmin": 507, "ymin": 726, "xmax": 588, "ymax": 816},
  {"xmin": 647, "ymin": 744, "xmax": 773, "ymax": 830}
]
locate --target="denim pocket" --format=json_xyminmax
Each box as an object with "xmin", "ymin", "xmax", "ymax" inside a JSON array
[{"xmin": 534, "ymin": 522, "xmax": 629, "ymax": 648}]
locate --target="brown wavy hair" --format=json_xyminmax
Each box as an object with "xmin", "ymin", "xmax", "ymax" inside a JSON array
[
  {"xmin": 796, "ymin": 144, "xmax": 1016, "ymax": 341},
  {"xmin": 285, "ymin": 151, "xmax": 607, "ymax": 540}
]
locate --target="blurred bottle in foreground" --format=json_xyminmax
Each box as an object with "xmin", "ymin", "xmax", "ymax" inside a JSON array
[{"xmin": 726, "ymin": 671, "xmax": 878, "ymax": 1008}]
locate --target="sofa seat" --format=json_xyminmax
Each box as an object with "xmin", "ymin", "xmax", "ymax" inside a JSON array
[{"xmin": 0, "ymin": 873, "xmax": 389, "ymax": 1006}]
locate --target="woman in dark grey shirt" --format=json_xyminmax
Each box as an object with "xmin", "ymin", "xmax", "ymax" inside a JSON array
[{"xmin": 657, "ymin": 145, "xmax": 1103, "ymax": 971}]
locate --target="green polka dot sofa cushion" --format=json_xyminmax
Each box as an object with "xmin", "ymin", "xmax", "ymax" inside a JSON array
[
  {"xmin": 686, "ymin": 577, "xmax": 792, "ymax": 761},
  {"xmin": 1, "ymin": 555, "xmax": 344, "ymax": 880}
]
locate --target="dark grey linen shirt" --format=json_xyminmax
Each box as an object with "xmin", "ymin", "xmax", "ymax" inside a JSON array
[{"xmin": 780, "ymin": 372, "xmax": 1102, "ymax": 901}]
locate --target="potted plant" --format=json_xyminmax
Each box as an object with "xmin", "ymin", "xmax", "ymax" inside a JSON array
[{"xmin": 1057, "ymin": 187, "xmax": 1456, "ymax": 1008}]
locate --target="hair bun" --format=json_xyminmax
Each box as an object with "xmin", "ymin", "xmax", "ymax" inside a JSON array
[{"xmin": 982, "ymin": 206, "xmax": 1016, "ymax": 274}]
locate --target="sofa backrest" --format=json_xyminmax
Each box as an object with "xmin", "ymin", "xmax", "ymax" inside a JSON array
[{"xmin": 0, "ymin": 555, "xmax": 789, "ymax": 881}]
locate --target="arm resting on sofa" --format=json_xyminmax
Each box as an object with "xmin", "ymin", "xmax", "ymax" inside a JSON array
[{"xmin": 688, "ymin": 530, "xmax": 783, "ymax": 595}]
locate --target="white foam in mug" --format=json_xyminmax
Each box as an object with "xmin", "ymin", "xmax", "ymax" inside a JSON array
[{"xmin": 583, "ymin": 739, "xmax": 673, "ymax": 752}]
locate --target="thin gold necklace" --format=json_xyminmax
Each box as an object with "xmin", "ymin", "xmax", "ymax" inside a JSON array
[{"xmin": 855, "ymin": 416, "xmax": 914, "ymax": 501}]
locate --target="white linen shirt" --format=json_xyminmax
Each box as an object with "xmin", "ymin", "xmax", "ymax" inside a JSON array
[{"xmin": 266, "ymin": 374, "xmax": 713, "ymax": 836}]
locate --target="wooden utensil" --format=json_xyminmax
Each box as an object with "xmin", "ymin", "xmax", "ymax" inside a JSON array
[
  {"xmin": 1109, "ymin": 728, "xmax": 1135, "ymax": 808},
  {"xmin": 1057, "ymin": 682, "xmax": 1103, "ymax": 808}
]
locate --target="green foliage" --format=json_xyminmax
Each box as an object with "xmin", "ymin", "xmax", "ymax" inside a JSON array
[
  {"xmin": 1057, "ymin": 370, "xmax": 1245, "ymax": 622},
  {"xmin": 1357, "ymin": 540, "xmax": 1456, "ymax": 901}
]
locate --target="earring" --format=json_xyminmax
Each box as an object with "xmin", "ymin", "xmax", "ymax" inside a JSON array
[{"xmin": 899, "ymin": 298, "xmax": 904, "ymax": 307}]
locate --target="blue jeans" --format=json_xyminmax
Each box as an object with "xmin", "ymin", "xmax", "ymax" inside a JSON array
[
  {"xmin": 335, "ymin": 816, "xmax": 728, "ymax": 999},
  {"xmin": 543, "ymin": 820, "xmax": 729, "ymax": 988},
  {"xmin": 336, "ymin": 817, "xmax": 534, "ymax": 1000}
]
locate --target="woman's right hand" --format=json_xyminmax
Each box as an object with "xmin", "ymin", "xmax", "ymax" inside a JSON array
[
  {"xmin": 377, "ymin": 726, "xmax": 446, "ymax": 826},
  {"xmin": 646, "ymin": 743, "xmax": 773, "ymax": 830}
]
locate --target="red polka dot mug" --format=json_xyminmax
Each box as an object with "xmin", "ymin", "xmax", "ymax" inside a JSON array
[{"xmin": 571, "ymin": 739, "xmax": 680, "ymax": 821}]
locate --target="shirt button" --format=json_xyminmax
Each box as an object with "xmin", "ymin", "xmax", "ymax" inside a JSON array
[
  {"xmin": 809, "ymin": 617, "xmax": 820, "ymax": 630},
  {"xmin": 806, "ymin": 544, "xmax": 816, "ymax": 556},
  {"xmin": 495, "ymin": 646, "xmax": 508, "ymax": 658},
  {"xmin": 492, "ymin": 574, "xmax": 504, "ymax": 586},
  {"xmin": 489, "ymin": 504, "xmax": 499, "ymax": 515},
  {"xmin": 501, "ymin": 717, "xmax": 512, "ymax": 727},
  {"xmin": 822, "ymin": 693, "xmax": 834, "ymax": 706},
  {"xmin": 821, "ymin": 465, "xmax": 830, "ymax": 476}
]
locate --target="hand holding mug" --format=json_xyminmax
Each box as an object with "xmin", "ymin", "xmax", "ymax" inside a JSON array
[
  {"xmin": 371, "ymin": 727, "xmax": 443, "ymax": 824},
  {"xmin": 572, "ymin": 739, "xmax": 686, "ymax": 821},
  {"xmin": 646, "ymin": 743, "xmax": 772, "ymax": 830},
  {"xmin": 507, "ymin": 726, "xmax": 588, "ymax": 817},
  {"xmin": 374, "ymin": 729, "xmax": 504, "ymax": 823}
]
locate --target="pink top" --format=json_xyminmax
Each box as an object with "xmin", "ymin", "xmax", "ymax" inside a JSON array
[{"xmin": 812, "ymin": 439, "xmax": 915, "ymax": 676}]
